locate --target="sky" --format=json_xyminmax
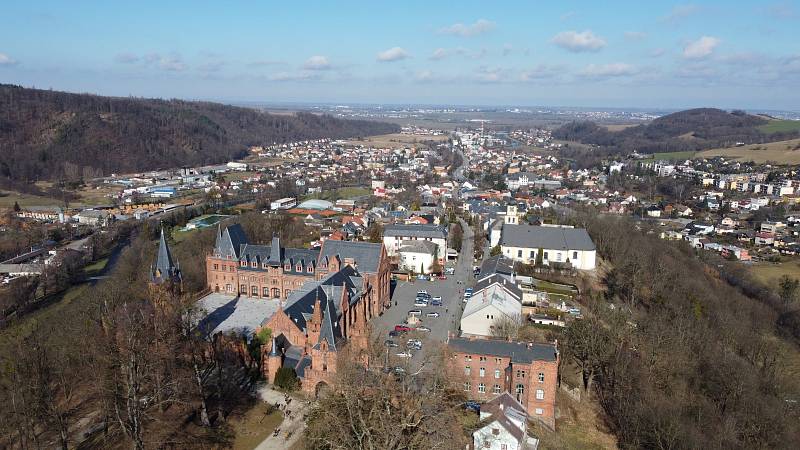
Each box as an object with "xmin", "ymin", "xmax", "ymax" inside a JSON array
[{"xmin": 1, "ymin": 0, "xmax": 799, "ymax": 110}]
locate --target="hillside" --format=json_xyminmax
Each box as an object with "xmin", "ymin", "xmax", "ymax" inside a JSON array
[
  {"xmin": 554, "ymin": 108, "xmax": 800, "ymax": 164},
  {"xmin": 0, "ymin": 84, "xmax": 398, "ymax": 184}
]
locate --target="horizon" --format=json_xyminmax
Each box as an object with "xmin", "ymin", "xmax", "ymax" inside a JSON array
[{"xmin": 2, "ymin": 1, "xmax": 799, "ymax": 110}]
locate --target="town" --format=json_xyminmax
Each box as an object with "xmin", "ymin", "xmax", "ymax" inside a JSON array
[{"xmin": 2, "ymin": 3, "xmax": 800, "ymax": 450}]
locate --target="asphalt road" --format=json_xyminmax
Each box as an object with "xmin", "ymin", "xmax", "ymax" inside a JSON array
[{"xmin": 373, "ymin": 219, "xmax": 476, "ymax": 371}]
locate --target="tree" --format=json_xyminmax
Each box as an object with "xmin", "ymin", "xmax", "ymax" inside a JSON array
[
  {"xmin": 450, "ymin": 222, "xmax": 463, "ymax": 253},
  {"xmin": 366, "ymin": 221, "xmax": 383, "ymax": 243},
  {"xmin": 274, "ymin": 367, "xmax": 299, "ymax": 391},
  {"xmin": 563, "ymin": 317, "xmax": 612, "ymax": 392},
  {"xmin": 491, "ymin": 313, "xmax": 523, "ymax": 340},
  {"xmin": 778, "ymin": 275, "xmax": 799, "ymax": 310},
  {"xmin": 304, "ymin": 338, "xmax": 469, "ymax": 449},
  {"xmin": 490, "ymin": 245, "xmax": 501, "ymax": 257},
  {"xmin": 13, "ymin": 201, "xmax": 20, "ymax": 212},
  {"xmin": 535, "ymin": 248, "xmax": 544, "ymax": 266},
  {"xmin": 429, "ymin": 259, "xmax": 443, "ymax": 275}
]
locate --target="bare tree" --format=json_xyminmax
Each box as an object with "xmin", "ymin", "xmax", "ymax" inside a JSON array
[{"xmin": 490, "ymin": 313, "xmax": 523, "ymax": 341}]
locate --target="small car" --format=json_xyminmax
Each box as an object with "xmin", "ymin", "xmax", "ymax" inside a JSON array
[
  {"xmin": 414, "ymin": 300, "xmax": 429, "ymax": 307},
  {"xmin": 384, "ymin": 339, "xmax": 399, "ymax": 347},
  {"xmin": 394, "ymin": 324, "xmax": 411, "ymax": 332},
  {"xmin": 388, "ymin": 330, "xmax": 401, "ymax": 337},
  {"xmin": 408, "ymin": 309, "xmax": 422, "ymax": 316},
  {"xmin": 438, "ymin": 275, "xmax": 448, "ymax": 280},
  {"xmin": 432, "ymin": 296, "xmax": 442, "ymax": 302},
  {"xmin": 417, "ymin": 326, "xmax": 431, "ymax": 332},
  {"xmin": 464, "ymin": 401, "xmax": 481, "ymax": 413},
  {"xmin": 426, "ymin": 311, "xmax": 440, "ymax": 318},
  {"xmin": 396, "ymin": 350, "xmax": 413, "ymax": 358},
  {"xmin": 431, "ymin": 299, "xmax": 442, "ymax": 306}
]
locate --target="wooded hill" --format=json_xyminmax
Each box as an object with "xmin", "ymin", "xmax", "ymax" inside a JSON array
[
  {"xmin": 0, "ymin": 84, "xmax": 398, "ymax": 184},
  {"xmin": 554, "ymin": 108, "xmax": 800, "ymax": 164}
]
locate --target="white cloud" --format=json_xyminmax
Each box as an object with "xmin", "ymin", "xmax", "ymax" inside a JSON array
[
  {"xmin": 0, "ymin": 53, "xmax": 17, "ymax": 66},
  {"xmin": 683, "ymin": 36, "xmax": 720, "ymax": 59},
  {"xmin": 439, "ymin": 19, "xmax": 495, "ymax": 37},
  {"xmin": 268, "ymin": 71, "xmax": 318, "ymax": 82},
  {"xmin": 551, "ymin": 30, "xmax": 606, "ymax": 52},
  {"xmin": 579, "ymin": 63, "xmax": 637, "ymax": 78},
  {"xmin": 114, "ymin": 52, "xmax": 139, "ymax": 64},
  {"xmin": 303, "ymin": 55, "xmax": 331, "ymax": 70},
  {"xmin": 430, "ymin": 48, "xmax": 449, "ymax": 61},
  {"xmin": 624, "ymin": 31, "xmax": 648, "ymax": 41},
  {"xmin": 662, "ymin": 4, "xmax": 700, "ymax": 23},
  {"xmin": 138, "ymin": 53, "xmax": 186, "ymax": 71},
  {"xmin": 377, "ymin": 47, "xmax": 410, "ymax": 62},
  {"xmin": 519, "ymin": 64, "xmax": 564, "ymax": 81}
]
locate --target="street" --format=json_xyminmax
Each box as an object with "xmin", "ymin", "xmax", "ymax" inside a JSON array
[{"xmin": 372, "ymin": 218, "xmax": 476, "ymax": 371}]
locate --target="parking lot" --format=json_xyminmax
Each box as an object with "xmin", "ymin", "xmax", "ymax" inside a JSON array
[{"xmin": 372, "ymin": 219, "xmax": 476, "ymax": 371}]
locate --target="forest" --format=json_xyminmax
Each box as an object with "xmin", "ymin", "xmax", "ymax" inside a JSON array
[
  {"xmin": 561, "ymin": 212, "xmax": 800, "ymax": 449},
  {"xmin": 0, "ymin": 84, "xmax": 398, "ymax": 186},
  {"xmin": 554, "ymin": 108, "xmax": 800, "ymax": 167}
]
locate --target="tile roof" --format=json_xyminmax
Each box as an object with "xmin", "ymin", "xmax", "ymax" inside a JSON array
[{"xmin": 384, "ymin": 224, "xmax": 447, "ymax": 239}]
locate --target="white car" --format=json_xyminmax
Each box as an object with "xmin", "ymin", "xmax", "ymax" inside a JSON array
[
  {"xmin": 396, "ymin": 351, "xmax": 413, "ymax": 358},
  {"xmin": 426, "ymin": 312, "xmax": 440, "ymax": 318},
  {"xmin": 432, "ymin": 296, "xmax": 442, "ymax": 302}
]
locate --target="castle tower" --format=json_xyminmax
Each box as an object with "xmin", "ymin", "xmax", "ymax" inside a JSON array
[
  {"xmin": 504, "ymin": 204, "xmax": 519, "ymax": 225},
  {"xmin": 265, "ymin": 336, "xmax": 282, "ymax": 384}
]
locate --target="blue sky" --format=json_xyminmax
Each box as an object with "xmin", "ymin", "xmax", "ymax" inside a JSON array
[{"xmin": 1, "ymin": 1, "xmax": 799, "ymax": 109}]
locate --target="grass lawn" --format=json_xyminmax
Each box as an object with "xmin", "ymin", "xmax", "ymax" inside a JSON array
[
  {"xmin": 0, "ymin": 191, "xmax": 64, "ymax": 209},
  {"xmin": 83, "ymin": 257, "xmax": 109, "ymax": 276},
  {"xmin": 534, "ymin": 279, "xmax": 578, "ymax": 300},
  {"xmin": 639, "ymin": 151, "xmax": 697, "ymax": 161},
  {"xmin": 344, "ymin": 133, "xmax": 448, "ymax": 148},
  {"xmin": 229, "ymin": 402, "xmax": 284, "ymax": 450},
  {"xmin": 749, "ymin": 259, "xmax": 800, "ymax": 286},
  {"xmin": 535, "ymin": 390, "xmax": 617, "ymax": 450},
  {"xmin": 697, "ymin": 138, "xmax": 800, "ymax": 164},
  {"xmin": 758, "ymin": 119, "xmax": 800, "ymax": 134}
]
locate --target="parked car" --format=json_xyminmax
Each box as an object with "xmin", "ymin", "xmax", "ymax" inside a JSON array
[
  {"xmin": 394, "ymin": 324, "xmax": 411, "ymax": 332},
  {"xmin": 417, "ymin": 290, "xmax": 429, "ymax": 296},
  {"xmin": 388, "ymin": 330, "xmax": 401, "ymax": 337},
  {"xmin": 408, "ymin": 309, "xmax": 422, "ymax": 316},
  {"xmin": 431, "ymin": 299, "xmax": 442, "ymax": 306},
  {"xmin": 416, "ymin": 275, "xmax": 427, "ymax": 280},
  {"xmin": 384, "ymin": 339, "xmax": 398, "ymax": 347},
  {"xmin": 417, "ymin": 326, "xmax": 431, "ymax": 332},
  {"xmin": 438, "ymin": 275, "xmax": 448, "ymax": 280},
  {"xmin": 426, "ymin": 311, "xmax": 440, "ymax": 318},
  {"xmin": 414, "ymin": 300, "xmax": 429, "ymax": 307},
  {"xmin": 393, "ymin": 366, "xmax": 406, "ymax": 375},
  {"xmin": 396, "ymin": 350, "xmax": 413, "ymax": 358},
  {"xmin": 432, "ymin": 296, "xmax": 442, "ymax": 302}
]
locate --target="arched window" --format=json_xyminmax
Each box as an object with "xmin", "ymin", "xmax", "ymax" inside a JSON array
[
  {"xmin": 263, "ymin": 287, "xmax": 269, "ymax": 297},
  {"xmin": 251, "ymin": 286, "xmax": 258, "ymax": 296}
]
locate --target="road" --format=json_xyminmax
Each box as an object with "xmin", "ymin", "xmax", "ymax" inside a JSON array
[{"xmin": 372, "ymin": 218, "xmax": 476, "ymax": 371}]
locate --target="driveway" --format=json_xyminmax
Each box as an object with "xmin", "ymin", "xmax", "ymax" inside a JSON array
[{"xmin": 254, "ymin": 387, "xmax": 311, "ymax": 450}]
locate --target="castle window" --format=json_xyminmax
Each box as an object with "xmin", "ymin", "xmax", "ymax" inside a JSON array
[
  {"xmin": 263, "ymin": 287, "xmax": 269, "ymax": 297},
  {"xmin": 464, "ymin": 366, "xmax": 471, "ymax": 376},
  {"xmin": 251, "ymin": 262, "xmax": 257, "ymax": 268},
  {"xmin": 307, "ymin": 266, "xmax": 314, "ymax": 273},
  {"xmin": 494, "ymin": 369, "xmax": 500, "ymax": 379},
  {"xmin": 285, "ymin": 264, "xmax": 291, "ymax": 271},
  {"xmin": 478, "ymin": 383, "xmax": 486, "ymax": 393},
  {"xmin": 213, "ymin": 264, "xmax": 218, "ymax": 270},
  {"xmin": 479, "ymin": 367, "xmax": 485, "ymax": 377},
  {"xmin": 536, "ymin": 389, "xmax": 544, "ymax": 400},
  {"xmin": 493, "ymin": 384, "xmax": 501, "ymax": 394},
  {"xmin": 296, "ymin": 264, "xmax": 301, "ymax": 272},
  {"xmin": 516, "ymin": 384, "xmax": 524, "ymax": 395},
  {"xmin": 463, "ymin": 382, "xmax": 471, "ymax": 391},
  {"xmin": 263, "ymin": 263, "xmax": 268, "ymax": 269},
  {"xmin": 251, "ymin": 286, "xmax": 258, "ymax": 296},
  {"xmin": 240, "ymin": 261, "xmax": 246, "ymax": 266},
  {"xmin": 538, "ymin": 372, "xmax": 545, "ymax": 383}
]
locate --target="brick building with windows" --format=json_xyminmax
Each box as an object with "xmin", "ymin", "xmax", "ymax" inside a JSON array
[
  {"xmin": 204, "ymin": 223, "xmax": 392, "ymax": 395},
  {"xmin": 447, "ymin": 336, "xmax": 559, "ymax": 429}
]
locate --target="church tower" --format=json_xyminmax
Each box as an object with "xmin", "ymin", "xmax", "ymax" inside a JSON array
[{"xmin": 149, "ymin": 227, "xmax": 182, "ymax": 295}]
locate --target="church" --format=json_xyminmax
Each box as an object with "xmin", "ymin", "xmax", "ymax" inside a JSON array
[{"xmin": 204, "ymin": 224, "xmax": 391, "ymax": 394}]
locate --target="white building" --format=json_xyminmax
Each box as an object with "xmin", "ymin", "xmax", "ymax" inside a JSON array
[
  {"xmin": 398, "ymin": 240, "xmax": 438, "ymax": 274},
  {"xmin": 499, "ymin": 224, "xmax": 596, "ymax": 270},
  {"xmin": 383, "ymin": 224, "xmax": 448, "ymax": 264},
  {"xmin": 473, "ymin": 392, "xmax": 539, "ymax": 450},
  {"xmin": 270, "ymin": 197, "xmax": 297, "ymax": 210},
  {"xmin": 461, "ymin": 275, "xmax": 523, "ymax": 338}
]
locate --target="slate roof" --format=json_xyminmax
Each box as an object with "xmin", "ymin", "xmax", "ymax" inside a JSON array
[
  {"xmin": 278, "ymin": 265, "xmax": 362, "ymax": 350},
  {"xmin": 195, "ymin": 294, "xmax": 280, "ymax": 339},
  {"xmin": 500, "ymin": 224, "xmax": 595, "ymax": 251},
  {"xmin": 215, "ymin": 224, "xmax": 248, "ymax": 259},
  {"xmin": 319, "ymin": 240, "xmax": 384, "ymax": 274},
  {"xmin": 473, "ymin": 273, "xmax": 522, "ymax": 300},
  {"xmin": 462, "ymin": 284, "xmax": 521, "ymax": 320},
  {"xmin": 384, "ymin": 224, "xmax": 447, "ymax": 240},
  {"xmin": 239, "ymin": 244, "xmax": 319, "ymax": 275},
  {"xmin": 399, "ymin": 239, "xmax": 438, "ymax": 255},
  {"xmin": 152, "ymin": 227, "xmax": 180, "ymax": 284},
  {"xmin": 478, "ymin": 255, "xmax": 515, "ymax": 279},
  {"xmin": 448, "ymin": 337, "xmax": 557, "ymax": 363}
]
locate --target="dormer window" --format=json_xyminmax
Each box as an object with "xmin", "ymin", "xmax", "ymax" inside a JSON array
[
  {"xmin": 296, "ymin": 264, "xmax": 302, "ymax": 272},
  {"xmin": 240, "ymin": 260, "xmax": 246, "ymax": 267},
  {"xmin": 284, "ymin": 263, "xmax": 291, "ymax": 271},
  {"xmin": 307, "ymin": 266, "xmax": 314, "ymax": 273},
  {"xmin": 251, "ymin": 262, "xmax": 257, "ymax": 268},
  {"xmin": 262, "ymin": 263, "xmax": 268, "ymax": 269}
]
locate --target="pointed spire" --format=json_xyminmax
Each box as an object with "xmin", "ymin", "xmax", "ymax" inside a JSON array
[
  {"xmin": 152, "ymin": 226, "xmax": 180, "ymax": 284},
  {"xmin": 269, "ymin": 336, "xmax": 279, "ymax": 357}
]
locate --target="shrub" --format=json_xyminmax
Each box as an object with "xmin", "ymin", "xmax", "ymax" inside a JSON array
[{"xmin": 274, "ymin": 367, "xmax": 299, "ymax": 391}]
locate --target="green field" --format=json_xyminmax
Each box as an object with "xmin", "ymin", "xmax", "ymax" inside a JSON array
[
  {"xmin": 758, "ymin": 120, "xmax": 800, "ymax": 134},
  {"xmin": 639, "ymin": 151, "xmax": 697, "ymax": 161}
]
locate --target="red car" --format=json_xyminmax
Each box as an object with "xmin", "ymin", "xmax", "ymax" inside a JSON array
[
  {"xmin": 438, "ymin": 275, "xmax": 448, "ymax": 280},
  {"xmin": 394, "ymin": 324, "xmax": 412, "ymax": 332}
]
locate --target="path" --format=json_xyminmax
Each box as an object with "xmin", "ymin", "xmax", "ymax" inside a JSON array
[{"xmin": 254, "ymin": 387, "xmax": 311, "ymax": 450}]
